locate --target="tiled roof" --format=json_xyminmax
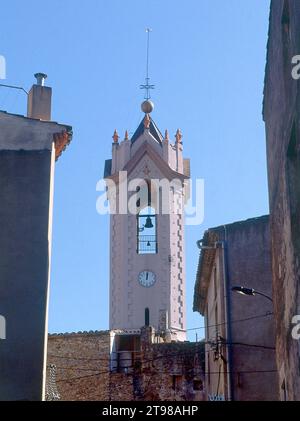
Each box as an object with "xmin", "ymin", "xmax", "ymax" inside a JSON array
[
  {"xmin": 104, "ymin": 159, "xmax": 112, "ymax": 177},
  {"xmin": 48, "ymin": 330, "xmax": 109, "ymax": 337},
  {"xmin": 131, "ymin": 115, "xmax": 163, "ymax": 145}
]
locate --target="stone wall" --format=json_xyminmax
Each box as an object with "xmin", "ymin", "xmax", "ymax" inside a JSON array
[
  {"xmin": 46, "ymin": 329, "xmax": 205, "ymax": 401},
  {"xmin": 47, "ymin": 331, "xmax": 110, "ymax": 401},
  {"xmin": 263, "ymin": 0, "xmax": 300, "ymax": 400},
  {"xmin": 135, "ymin": 342, "xmax": 205, "ymax": 401}
]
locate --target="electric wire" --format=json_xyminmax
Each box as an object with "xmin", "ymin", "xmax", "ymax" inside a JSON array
[
  {"xmin": 48, "ymin": 338, "xmax": 274, "ymax": 364},
  {"xmin": 54, "ymin": 368, "xmax": 278, "ymax": 384},
  {"xmin": 48, "ymin": 341, "xmax": 276, "ymax": 377}
]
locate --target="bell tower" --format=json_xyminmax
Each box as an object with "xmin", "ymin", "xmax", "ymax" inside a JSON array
[{"xmin": 104, "ymin": 99, "xmax": 190, "ymax": 342}]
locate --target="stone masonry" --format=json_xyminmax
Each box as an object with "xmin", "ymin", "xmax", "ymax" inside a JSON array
[
  {"xmin": 46, "ymin": 328, "xmax": 205, "ymax": 401},
  {"xmin": 263, "ymin": 0, "xmax": 300, "ymax": 400}
]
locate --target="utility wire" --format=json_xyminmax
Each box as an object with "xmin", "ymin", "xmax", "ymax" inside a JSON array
[
  {"xmin": 48, "ymin": 340, "xmax": 275, "ymax": 373},
  {"xmin": 48, "ymin": 354, "xmax": 110, "ymax": 362},
  {"xmin": 48, "ymin": 336, "xmax": 275, "ymax": 363},
  {"xmin": 56, "ymin": 370, "xmax": 109, "ymax": 383},
  {"xmin": 0, "ymin": 83, "xmax": 28, "ymax": 95},
  {"xmin": 229, "ymin": 342, "xmax": 275, "ymax": 350},
  {"xmin": 186, "ymin": 311, "xmax": 273, "ymax": 332},
  {"xmin": 50, "ymin": 344, "xmax": 277, "ymax": 383},
  {"xmin": 48, "ymin": 311, "xmax": 274, "ymax": 362},
  {"xmin": 55, "ymin": 368, "xmax": 278, "ymax": 384}
]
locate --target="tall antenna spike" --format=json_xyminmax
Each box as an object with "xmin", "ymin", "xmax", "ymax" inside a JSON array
[
  {"xmin": 140, "ymin": 28, "xmax": 155, "ymax": 100},
  {"xmin": 146, "ymin": 27, "xmax": 151, "ymax": 82}
]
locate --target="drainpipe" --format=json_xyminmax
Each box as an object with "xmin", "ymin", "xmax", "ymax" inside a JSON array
[{"xmin": 217, "ymin": 226, "xmax": 234, "ymax": 401}]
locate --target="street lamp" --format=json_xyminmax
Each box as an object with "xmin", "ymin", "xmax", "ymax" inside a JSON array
[{"xmin": 231, "ymin": 286, "xmax": 273, "ymax": 303}]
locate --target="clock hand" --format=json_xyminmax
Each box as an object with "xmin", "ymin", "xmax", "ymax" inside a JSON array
[{"xmin": 146, "ymin": 272, "xmax": 148, "ymax": 280}]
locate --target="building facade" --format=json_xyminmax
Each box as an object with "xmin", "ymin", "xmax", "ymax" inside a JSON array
[
  {"xmin": 0, "ymin": 74, "xmax": 72, "ymax": 400},
  {"xmin": 263, "ymin": 0, "xmax": 300, "ymax": 400},
  {"xmin": 194, "ymin": 216, "xmax": 278, "ymax": 401}
]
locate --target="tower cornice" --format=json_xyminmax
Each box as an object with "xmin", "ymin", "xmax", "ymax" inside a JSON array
[{"xmin": 105, "ymin": 142, "xmax": 189, "ymax": 183}]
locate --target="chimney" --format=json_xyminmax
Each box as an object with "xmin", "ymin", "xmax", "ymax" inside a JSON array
[{"xmin": 27, "ymin": 73, "xmax": 52, "ymax": 120}]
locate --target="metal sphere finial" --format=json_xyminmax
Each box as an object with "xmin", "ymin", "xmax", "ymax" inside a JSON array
[{"xmin": 141, "ymin": 100, "xmax": 154, "ymax": 114}]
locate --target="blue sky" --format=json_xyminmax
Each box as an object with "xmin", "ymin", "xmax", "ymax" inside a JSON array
[{"xmin": 1, "ymin": 0, "xmax": 270, "ymax": 339}]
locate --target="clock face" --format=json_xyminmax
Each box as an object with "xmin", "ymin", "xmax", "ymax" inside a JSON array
[{"xmin": 138, "ymin": 271, "xmax": 156, "ymax": 288}]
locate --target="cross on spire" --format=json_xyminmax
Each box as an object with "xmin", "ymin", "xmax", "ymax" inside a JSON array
[{"xmin": 140, "ymin": 28, "xmax": 155, "ymax": 100}]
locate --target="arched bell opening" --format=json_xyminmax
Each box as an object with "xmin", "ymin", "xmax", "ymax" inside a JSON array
[{"xmin": 137, "ymin": 206, "xmax": 157, "ymax": 254}]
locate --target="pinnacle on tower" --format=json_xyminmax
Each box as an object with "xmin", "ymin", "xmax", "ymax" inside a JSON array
[
  {"xmin": 112, "ymin": 129, "xmax": 119, "ymax": 143},
  {"xmin": 143, "ymin": 113, "xmax": 151, "ymax": 129},
  {"xmin": 175, "ymin": 129, "xmax": 182, "ymax": 143}
]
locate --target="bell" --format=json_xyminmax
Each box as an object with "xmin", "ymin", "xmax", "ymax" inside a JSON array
[
  {"xmin": 147, "ymin": 241, "xmax": 151, "ymax": 247},
  {"xmin": 144, "ymin": 216, "xmax": 154, "ymax": 229}
]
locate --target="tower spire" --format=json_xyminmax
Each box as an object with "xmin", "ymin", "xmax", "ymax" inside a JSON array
[{"xmin": 140, "ymin": 28, "xmax": 155, "ymax": 100}]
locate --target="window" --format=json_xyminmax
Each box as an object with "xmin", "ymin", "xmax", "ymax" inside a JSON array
[
  {"xmin": 281, "ymin": 379, "xmax": 287, "ymax": 401},
  {"xmin": 137, "ymin": 206, "xmax": 157, "ymax": 254},
  {"xmin": 281, "ymin": 0, "xmax": 292, "ymax": 95},
  {"xmin": 281, "ymin": 0, "xmax": 291, "ymax": 40},
  {"xmin": 213, "ymin": 266, "xmax": 217, "ymax": 301},
  {"xmin": 193, "ymin": 380, "xmax": 203, "ymax": 391},
  {"xmin": 172, "ymin": 375, "xmax": 183, "ymax": 391},
  {"xmin": 113, "ymin": 334, "xmax": 141, "ymax": 374},
  {"xmin": 145, "ymin": 308, "xmax": 150, "ymax": 326}
]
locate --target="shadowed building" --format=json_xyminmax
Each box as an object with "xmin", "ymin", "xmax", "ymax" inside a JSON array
[
  {"xmin": 0, "ymin": 74, "xmax": 72, "ymax": 400},
  {"xmin": 194, "ymin": 216, "xmax": 278, "ymax": 401},
  {"xmin": 263, "ymin": 0, "xmax": 300, "ymax": 400}
]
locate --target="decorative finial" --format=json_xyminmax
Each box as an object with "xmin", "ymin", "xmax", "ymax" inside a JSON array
[
  {"xmin": 141, "ymin": 100, "xmax": 154, "ymax": 114},
  {"xmin": 165, "ymin": 129, "xmax": 169, "ymax": 140},
  {"xmin": 144, "ymin": 114, "xmax": 151, "ymax": 129},
  {"xmin": 124, "ymin": 130, "xmax": 129, "ymax": 141},
  {"xmin": 112, "ymin": 129, "xmax": 119, "ymax": 143},
  {"xmin": 175, "ymin": 129, "xmax": 182, "ymax": 143}
]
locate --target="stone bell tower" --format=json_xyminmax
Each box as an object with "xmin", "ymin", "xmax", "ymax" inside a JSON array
[{"xmin": 104, "ymin": 100, "xmax": 190, "ymax": 342}]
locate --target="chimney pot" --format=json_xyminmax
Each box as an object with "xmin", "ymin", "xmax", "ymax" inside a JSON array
[{"xmin": 34, "ymin": 72, "xmax": 48, "ymax": 86}]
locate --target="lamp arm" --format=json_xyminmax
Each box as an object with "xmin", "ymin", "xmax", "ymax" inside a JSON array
[{"xmin": 255, "ymin": 290, "xmax": 273, "ymax": 303}]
